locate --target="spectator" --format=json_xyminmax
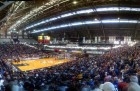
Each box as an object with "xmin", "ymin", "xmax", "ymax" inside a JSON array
[
  {"xmin": 127, "ymin": 76, "xmax": 140, "ymax": 91},
  {"xmin": 102, "ymin": 82, "xmax": 116, "ymax": 91}
]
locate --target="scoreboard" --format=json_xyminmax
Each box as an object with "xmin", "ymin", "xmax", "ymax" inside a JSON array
[{"xmin": 38, "ymin": 35, "xmax": 50, "ymax": 44}]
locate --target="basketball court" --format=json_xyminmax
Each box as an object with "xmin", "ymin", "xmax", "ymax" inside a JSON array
[{"xmin": 12, "ymin": 58, "xmax": 70, "ymax": 71}]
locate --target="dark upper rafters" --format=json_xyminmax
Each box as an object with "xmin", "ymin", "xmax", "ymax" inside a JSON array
[
  {"xmin": 14, "ymin": 0, "xmax": 140, "ymax": 31},
  {"xmin": 0, "ymin": 0, "xmax": 140, "ymax": 39}
]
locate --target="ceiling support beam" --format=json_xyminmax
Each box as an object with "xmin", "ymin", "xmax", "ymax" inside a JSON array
[
  {"xmin": 92, "ymin": 4, "xmax": 105, "ymax": 40},
  {"xmin": 0, "ymin": 1, "xmax": 14, "ymax": 11}
]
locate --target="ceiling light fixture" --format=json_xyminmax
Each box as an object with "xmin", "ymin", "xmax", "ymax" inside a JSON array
[{"xmin": 73, "ymin": 1, "xmax": 78, "ymax": 5}]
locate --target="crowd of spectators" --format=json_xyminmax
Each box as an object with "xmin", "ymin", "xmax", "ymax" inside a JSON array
[
  {"xmin": 0, "ymin": 44, "xmax": 47, "ymax": 60},
  {"xmin": 0, "ymin": 44, "xmax": 139, "ymax": 91}
]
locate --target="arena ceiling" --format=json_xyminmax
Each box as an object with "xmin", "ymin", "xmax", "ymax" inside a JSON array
[{"xmin": 1, "ymin": 0, "xmax": 140, "ymax": 40}]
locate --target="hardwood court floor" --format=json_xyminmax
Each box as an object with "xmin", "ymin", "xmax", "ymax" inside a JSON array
[{"xmin": 12, "ymin": 58, "xmax": 69, "ymax": 71}]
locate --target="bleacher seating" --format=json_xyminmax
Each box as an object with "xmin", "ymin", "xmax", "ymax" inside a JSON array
[
  {"xmin": 18, "ymin": 38, "xmax": 38, "ymax": 44},
  {"xmin": 0, "ymin": 39, "xmax": 11, "ymax": 43}
]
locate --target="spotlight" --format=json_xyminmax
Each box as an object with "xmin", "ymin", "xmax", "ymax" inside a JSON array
[
  {"xmin": 73, "ymin": 1, "xmax": 78, "ymax": 5},
  {"xmin": 41, "ymin": 33, "xmax": 44, "ymax": 36},
  {"xmin": 94, "ymin": 18, "xmax": 98, "ymax": 21}
]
